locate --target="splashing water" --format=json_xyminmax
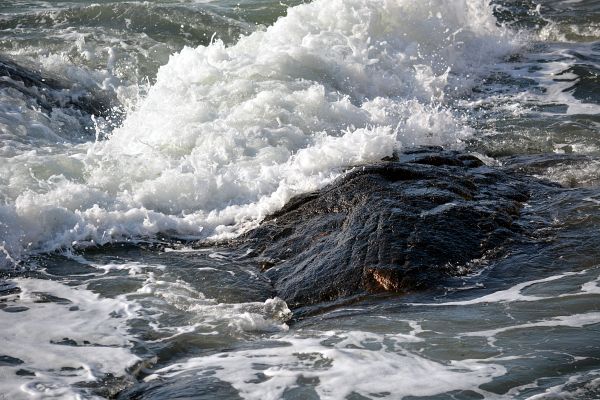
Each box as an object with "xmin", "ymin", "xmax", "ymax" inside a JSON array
[{"xmin": 0, "ymin": 0, "xmax": 517, "ymax": 268}]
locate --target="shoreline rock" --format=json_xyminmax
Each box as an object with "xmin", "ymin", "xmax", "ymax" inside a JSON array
[{"xmin": 237, "ymin": 147, "xmax": 536, "ymax": 309}]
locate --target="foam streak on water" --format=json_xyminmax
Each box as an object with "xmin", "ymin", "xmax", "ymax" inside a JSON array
[
  {"xmin": 0, "ymin": 278, "xmax": 140, "ymax": 399},
  {"xmin": 147, "ymin": 331, "xmax": 507, "ymax": 400}
]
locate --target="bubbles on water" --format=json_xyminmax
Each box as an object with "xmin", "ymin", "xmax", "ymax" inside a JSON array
[
  {"xmin": 146, "ymin": 330, "xmax": 507, "ymax": 400},
  {"xmin": 137, "ymin": 270, "xmax": 291, "ymax": 335},
  {"xmin": 0, "ymin": 278, "xmax": 140, "ymax": 399}
]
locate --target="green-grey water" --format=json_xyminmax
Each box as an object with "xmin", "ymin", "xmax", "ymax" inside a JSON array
[{"xmin": 1, "ymin": 0, "xmax": 600, "ymax": 399}]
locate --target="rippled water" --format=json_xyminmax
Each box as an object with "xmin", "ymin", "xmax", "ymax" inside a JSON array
[{"xmin": 1, "ymin": 0, "xmax": 600, "ymax": 399}]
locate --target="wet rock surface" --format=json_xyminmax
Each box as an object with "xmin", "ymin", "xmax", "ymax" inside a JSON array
[
  {"xmin": 0, "ymin": 55, "xmax": 114, "ymax": 118},
  {"xmin": 235, "ymin": 148, "xmax": 546, "ymax": 309}
]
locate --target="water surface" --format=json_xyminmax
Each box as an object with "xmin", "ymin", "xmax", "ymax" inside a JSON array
[{"xmin": 1, "ymin": 0, "xmax": 600, "ymax": 398}]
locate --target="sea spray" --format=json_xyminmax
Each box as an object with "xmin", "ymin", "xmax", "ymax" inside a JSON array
[{"xmin": 0, "ymin": 0, "xmax": 518, "ymax": 268}]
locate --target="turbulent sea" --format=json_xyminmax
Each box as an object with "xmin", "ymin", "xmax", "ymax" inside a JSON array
[{"xmin": 1, "ymin": 0, "xmax": 600, "ymax": 398}]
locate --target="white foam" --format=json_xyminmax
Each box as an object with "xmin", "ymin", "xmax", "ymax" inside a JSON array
[
  {"xmin": 410, "ymin": 270, "xmax": 590, "ymax": 306},
  {"xmin": 0, "ymin": 265, "xmax": 293, "ymax": 398},
  {"xmin": 146, "ymin": 330, "xmax": 506, "ymax": 400},
  {"xmin": 91, "ymin": 261, "xmax": 167, "ymax": 276},
  {"xmin": 0, "ymin": 278, "xmax": 140, "ymax": 399},
  {"xmin": 136, "ymin": 272, "xmax": 291, "ymax": 335},
  {"xmin": 528, "ymin": 55, "xmax": 600, "ymax": 116},
  {"xmin": 538, "ymin": 15, "xmax": 600, "ymax": 43},
  {"xmin": 505, "ymin": 370, "xmax": 600, "ymax": 399},
  {"xmin": 464, "ymin": 312, "xmax": 600, "ymax": 348},
  {"xmin": 461, "ymin": 48, "xmax": 600, "ymax": 141},
  {"xmin": 0, "ymin": 0, "xmax": 518, "ymax": 267},
  {"xmin": 534, "ymin": 161, "xmax": 600, "ymax": 187},
  {"xmin": 469, "ymin": 312, "xmax": 600, "ymax": 337}
]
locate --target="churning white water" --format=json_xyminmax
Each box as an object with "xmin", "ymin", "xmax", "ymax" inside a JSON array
[
  {"xmin": 3, "ymin": 1, "xmax": 600, "ymax": 399},
  {"xmin": 0, "ymin": 0, "xmax": 518, "ymax": 268}
]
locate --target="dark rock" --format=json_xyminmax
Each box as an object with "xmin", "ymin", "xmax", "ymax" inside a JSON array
[
  {"xmin": 16, "ymin": 369, "xmax": 36, "ymax": 376},
  {"xmin": 237, "ymin": 149, "xmax": 533, "ymax": 309},
  {"xmin": 0, "ymin": 355, "xmax": 24, "ymax": 366},
  {"xmin": 32, "ymin": 292, "xmax": 72, "ymax": 304},
  {"xmin": 0, "ymin": 280, "xmax": 20, "ymax": 296},
  {"xmin": 2, "ymin": 306, "xmax": 29, "ymax": 313},
  {"xmin": 0, "ymin": 54, "xmax": 115, "ymax": 118}
]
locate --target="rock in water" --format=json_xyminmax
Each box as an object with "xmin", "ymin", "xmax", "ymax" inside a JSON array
[
  {"xmin": 239, "ymin": 148, "xmax": 531, "ymax": 309},
  {"xmin": 0, "ymin": 55, "xmax": 114, "ymax": 117}
]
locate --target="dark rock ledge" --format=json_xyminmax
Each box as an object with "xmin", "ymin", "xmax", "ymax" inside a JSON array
[{"xmin": 231, "ymin": 147, "xmax": 536, "ymax": 309}]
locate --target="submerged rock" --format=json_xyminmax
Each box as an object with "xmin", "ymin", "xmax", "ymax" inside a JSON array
[
  {"xmin": 0, "ymin": 55, "xmax": 114, "ymax": 118},
  {"xmin": 238, "ymin": 148, "xmax": 534, "ymax": 309}
]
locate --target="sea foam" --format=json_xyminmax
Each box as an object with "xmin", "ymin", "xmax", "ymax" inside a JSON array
[
  {"xmin": 0, "ymin": 278, "xmax": 140, "ymax": 399},
  {"xmin": 0, "ymin": 0, "xmax": 517, "ymax": 267}
]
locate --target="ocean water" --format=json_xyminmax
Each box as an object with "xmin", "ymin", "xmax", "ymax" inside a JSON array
[{"xmin": 1, "ymin": 0, "xmax": 600, "ymax": 399}]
